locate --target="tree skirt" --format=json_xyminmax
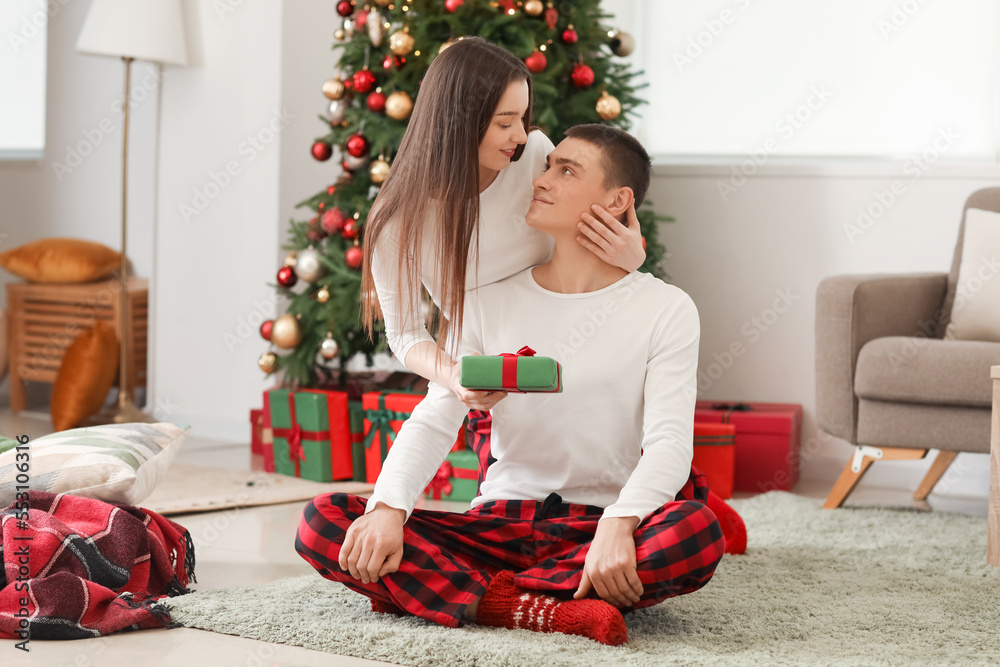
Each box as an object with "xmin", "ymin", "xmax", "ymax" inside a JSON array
[
  {"xmin": 142, "ymin": 464, "xmax": 372, "ymax": 515},
  {"xmin": 168, "ymin": 492, "xmax": 1000, "ymax": 666}
]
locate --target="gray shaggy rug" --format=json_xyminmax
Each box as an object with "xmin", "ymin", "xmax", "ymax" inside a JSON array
[{"xmin": 168, "ymin": 492, "xmax": 1000, "ymax": 666}]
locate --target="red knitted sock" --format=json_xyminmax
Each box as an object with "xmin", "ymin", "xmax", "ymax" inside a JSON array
[
  {"xmin": 370, "ymin": 598, "xmax": 406, "ymax": 616},
  {"xmin": 475, "ymin": 571, "xmax": 627, "ymax": 646}
]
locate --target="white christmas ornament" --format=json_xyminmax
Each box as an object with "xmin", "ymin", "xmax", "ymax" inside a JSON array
[{"xmin": 294, "ymin": 247, "xmax": 325, "ymax": 283}]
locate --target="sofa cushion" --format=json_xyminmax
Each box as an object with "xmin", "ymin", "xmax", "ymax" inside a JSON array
[
  {"xmin": 854, "ymin": 336, "xmax": 1000, "ymax": 407},
  {"xmin": 944, "ymin": 208, "xmax": 1000, "ymax": 342}
]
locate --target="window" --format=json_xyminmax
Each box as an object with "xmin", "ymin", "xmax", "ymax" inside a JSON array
[
  {"xmin": 1, "ymin": 0, "xmax": 48, "ymax": 159},
  {"xmin": 621, "ymin": 0, "xmax": 1000, "ymax": 162}
]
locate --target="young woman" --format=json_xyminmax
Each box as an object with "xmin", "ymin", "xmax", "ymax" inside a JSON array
[{"xmin": 361, "ymin": 37, "xmax": 645, "ymax": 410}]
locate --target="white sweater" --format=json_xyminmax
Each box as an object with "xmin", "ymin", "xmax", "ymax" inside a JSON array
[
  {"xmin": 370, "ymin": 130, "xmax": 556, "ymax": 365},
  {"xmin": 367, "ymin": 267, "xmax": 700, "ymax": 522}
]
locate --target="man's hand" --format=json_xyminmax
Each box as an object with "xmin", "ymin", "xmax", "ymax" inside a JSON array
[
  {"xmin": 446, "ymin": 356, "xmax": 508, "ymax": 411},
  {"xmin": 574, "ymin": 516, "xmax": 644, "ymax": 608},
  {"xmin": 338, "ymin": 503, "xmax": 406, "ymax": 584},
  {"xmin": 577, "ymin": 202, "xmax": 645, "ymax": 273}
]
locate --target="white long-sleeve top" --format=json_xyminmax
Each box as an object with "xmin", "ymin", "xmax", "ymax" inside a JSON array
[
  {"xmin": 370, "ymin": 130, "xmax": 556, "ymax": 365},
  {"xmin": 366, "ymin": 267, "xmax": 701, "ymax": 523}
]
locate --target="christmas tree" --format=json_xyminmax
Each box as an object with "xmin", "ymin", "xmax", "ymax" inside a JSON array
[{"xmin": 259, "ymin": 0, "xmax": 668, "ymax": 387}]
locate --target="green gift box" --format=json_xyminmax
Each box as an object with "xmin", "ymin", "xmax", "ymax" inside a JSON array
[
  {"xmin": 423, "ymin": 450, "xmax": 479, "ymax": 502},
  {"xmin": 460, "ymin": 346, "xmax": 562, "ymax": 393},
  {"xmin": 268, "ymin": 388, "xmax": 353, "ymax": 482}
]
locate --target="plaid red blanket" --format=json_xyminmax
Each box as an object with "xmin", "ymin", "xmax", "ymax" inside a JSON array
[{"xmin": 0, "ymin": 491, "xmax": 195, "ymax": 642}]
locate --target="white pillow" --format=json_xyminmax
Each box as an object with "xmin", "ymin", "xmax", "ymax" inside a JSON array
[
  {"xmin": 944, "ymin": 207, "xmax": 1000, "ymax": 342},
  {"xmin": 0, "ymin": 422, "xmax": 189, "ymax": 508}
]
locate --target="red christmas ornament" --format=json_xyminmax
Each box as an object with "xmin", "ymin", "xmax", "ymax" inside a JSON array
[
  {"xmin": 345, "ymin": 245, "xmax": 363, "ymax": 270},
  {"xmin": 562, "ymin": 28, "xmax": 578, "ymax": 44},
  {"xmin": 571, "ymin": 63, "xmax": 595, "ymax": 88},
  {"xmin": 343, "ymin": 77, "xmax": 354, "ymax": 92},
  {"xmin": 382, "ymin": 54, "xmax": 405, "ymax": 70},
  {"xmin": 346, "ymin": 133, "xmax": 369, "ymax": 158},
  {"xmin": 311, "ymin": 141, "xmax": 333, "ymax": 161},
  {"xmin": 498, "ymin": 0, "xmax": 516, "ymax": 12},
  {"xmin": 321, "ymin": 207, "xmax": 347, "ymax": 234},
  {"xmin": 277, "ymin": 266, "xmax": 297, "ymax": 288},
  {"xmin": 367, "ymin": 91, "xmax": 387, "ymax": 113},
  {"xmin": 336, "ymin": 0, "xmax": 353, "ymax": 17},
  {"xmin": 354, "ymin": 9, "xmax": 368, "ymax": 29},
  {"xmin": 260, "ymin": 319, "xmax": 274, "ymax": 342},
  {"xmin": 327, "ymin": 185, "xmax": 336, "ymax": 195},
  {"xmin": 341, "ymin": 160, "xmax": 352, "ymax": 172},
  {"xmin": 352, "ymin": 68, "xmax": 376, "ymax": 94},
  {"xmin": 544, "ymin": 6, "xmax": 558, "ymax": 29},
  {"xmin": 341, "ymin": 219, "xmax": 360, "ymax": 240},
  {"xmin": 445, "ymin": 0, "xmax": 463, "ymax": 12},
  {"xmin": 525, "ymin": 50, "xmax": 547, "ymax": 74}
]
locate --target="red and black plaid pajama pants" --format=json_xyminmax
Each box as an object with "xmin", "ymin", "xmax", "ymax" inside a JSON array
[{"xmin": 295, "ymin": 412, "xmax": 725, "ymax": 628}]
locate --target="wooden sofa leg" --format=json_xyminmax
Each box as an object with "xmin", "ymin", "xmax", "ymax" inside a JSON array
[
  {"xmin": 913, "ymin": 451, "xmax": 959, "ymax": 501},
  {"xmin": 823, "ymin": 456, "xmax": 874, "ymax": 509},
  {"xmin": 823, "ymin": 446, "xmax": 928, "ymax": 509}
]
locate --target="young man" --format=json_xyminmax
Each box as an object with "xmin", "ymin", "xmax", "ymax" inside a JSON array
[{"xmin": 296, "ymin": 125, "xmax": 724, "ymax": 646}]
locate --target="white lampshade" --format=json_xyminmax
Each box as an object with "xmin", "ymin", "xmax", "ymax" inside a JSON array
[{"xmin": 76, "ymin": 0, "xmax": 188, "ymax": 66}]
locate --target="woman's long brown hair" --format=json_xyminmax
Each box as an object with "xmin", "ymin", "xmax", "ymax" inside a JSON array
[{"xmin": 360, "ymin": 37, "xmax": 533, "ymax": 369}]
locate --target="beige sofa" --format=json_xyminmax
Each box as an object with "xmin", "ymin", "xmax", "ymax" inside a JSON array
[{"xmin": 816, "ymin": 187, "xmax": 1000, "ymax": 508}]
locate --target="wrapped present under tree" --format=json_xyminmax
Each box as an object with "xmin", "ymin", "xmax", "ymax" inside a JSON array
[{"xmin": 268, "ymin": 388, "xmax": 354, "ymax": 482}]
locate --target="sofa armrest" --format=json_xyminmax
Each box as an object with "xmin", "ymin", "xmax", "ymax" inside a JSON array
[{"xmin": 815, "ymin": 272, "xmax": 948, "ymax": 443}]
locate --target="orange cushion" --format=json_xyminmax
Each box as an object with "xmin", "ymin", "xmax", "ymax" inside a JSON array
[
  {"xmin": 0, "ymin": 238, "xmax": 120, "ymax": 283},
  {"xmin": 51, "ymin": 322, "xmax": 120, "ymax": 431}
]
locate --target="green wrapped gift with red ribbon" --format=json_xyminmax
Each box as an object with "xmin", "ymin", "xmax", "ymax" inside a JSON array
[
  {"xmin": 361, "ymin": 391, "xmax": 467, "ymax": 484},
  {"xmin": 460, "ymin": 346, "xmax": 562, "ymax": 393},
  {"xmin": 267, "ymin": 388, "xmax": 354, "ymax": 482},
  {"xmin": 423, "ymin": 450, "xmax": 479, "ymax": 502}
]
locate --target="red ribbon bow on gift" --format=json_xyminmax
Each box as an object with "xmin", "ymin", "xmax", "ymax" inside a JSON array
[
  {"xmin": 499, "ymin": 346, "xmax": 536, "ymax": 392},
  {"xmin": 424, "ymin": 461, "xmax": 454, "ymax": 500}
]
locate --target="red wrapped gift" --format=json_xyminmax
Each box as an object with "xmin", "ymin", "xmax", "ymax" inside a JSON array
[
  {"xmin": 250, "ymin": 408, "xmax": 264, "ymax": 456},
  {"xmin": 362, "ymin": 391, "xmax": 464, "ymax": 484},
  {"xmin": 694, "ymin": 401, "xmax": 802, "ymax": 494},
  {"xmin": 261, "ymin": 392, "xmax": 276, "ymax": 472},
  {"xmin": 692, "ymin": 422, "xmax": 736, "ymax": 499}
]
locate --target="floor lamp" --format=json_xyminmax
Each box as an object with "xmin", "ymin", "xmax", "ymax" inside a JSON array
[{"xmin": 76, "ymin": 0, "xmax": 187, "ymax": 423}]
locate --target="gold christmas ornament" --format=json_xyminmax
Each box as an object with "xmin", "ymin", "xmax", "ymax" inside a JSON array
[
  {"xmin": 389, "ymin": 28, "xmax": 415, "ymax": 56},
  {"xmin": 258, "ymin": 351, "xmax": 277, "ymax": 374},
  {"xmin": 322, "ymin": 77, "xmax": 345, "ymax": 100},
  {"xmin": 317, "ymin": 286, "xmax": 331, "ymax": 303},
  {"xmin": 596, "ymin": 91, "xmax": 622, "ymax": 121},
  {"xmin": 369, "ymin": 158, "xmax": 390, "ymax": 183},
  {"xmin": 385, "ymin": 91, "xmax": 413, "ymax": 120},
  {"xmin": 283, "ymin": 251, "xmax": 298, "ymax": 268},
  {"xmin": 367, "ymin": 10, "xmax": 386, "ymax": 46},
  {"xmin": 320, "ymin": 334, "xmax": 340, "ymax": 360},
  {"xmin": 271, "ymin": 314, "xmax": 302, "ymax": 349},
  {"xmin": 611, "ymin": 30, "xmax": 635, "ymax": 57},
  {"xmin": 524, "ymin": 0, "xmax": 544, "ymax": 16},
  {"xmin": 334, "ymin": 28, "xmax": 346, "ymax": 41}
]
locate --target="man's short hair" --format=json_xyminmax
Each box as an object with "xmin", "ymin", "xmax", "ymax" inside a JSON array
[{"xmin": 564, "ymin": 124, "xmax": 652, "ymax": 210}]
